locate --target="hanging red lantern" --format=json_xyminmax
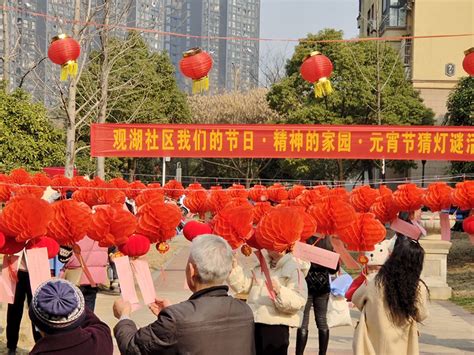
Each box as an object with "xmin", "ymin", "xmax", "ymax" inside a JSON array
[
  {"xmin": 157, "ymin": 242, "xmax": 170, "ymax": 254},
  {"xmin": 48, "ymin": 34, "xmax": 81, "ymax": 81},
  {"xmin": 118, "ymin": 234, "xmax": 151, "ymax": 258},
  {"xmin": 179, "ymin": 48, "xmax": 213, "ymax": 94},
  {"xmin": 463, "ymin": 47, "xmax": 474, "ymax": 76},
  {"xmin": 300, "ymin": 51, "xmax": 334, "ymax": 98},
  {"xmin": 183, "ymin": 221, "xmax": 212, "ymax": 242},
  {"xmin": 26, "ymin": 237, "xmax": 60, "ymax": 259}
]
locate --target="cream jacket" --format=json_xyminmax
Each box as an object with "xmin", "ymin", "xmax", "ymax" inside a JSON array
[
  {"xmin": 227, "ymin": 252, "xmax": 308, "ymax": 328},
  {"xmin": 352, "ymin": 278, "xmax": 429, "ymax": 355}
]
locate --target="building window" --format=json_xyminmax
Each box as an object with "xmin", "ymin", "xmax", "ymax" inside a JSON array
[{"xmin": 382, "ymin": 0, "xmax": 407, "ymax": 30}]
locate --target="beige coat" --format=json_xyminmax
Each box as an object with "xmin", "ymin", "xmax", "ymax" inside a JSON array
[
  {"xmin": 227, "ymin": 252, "xmax": 308, "ymax": 328},
  {"xmin": 352, "ymin": 278, "xmax": 429, "ymax": 355}
]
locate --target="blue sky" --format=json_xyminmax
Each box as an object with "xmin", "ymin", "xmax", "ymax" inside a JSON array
[{"xmin": 259, "ymin": 0, "xmax": 359, "ymax": 75}]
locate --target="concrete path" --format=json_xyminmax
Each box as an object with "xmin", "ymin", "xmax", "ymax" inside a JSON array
[{"xmin": 95, "ymin": 239, "xmax": 474, "ymax": 354}]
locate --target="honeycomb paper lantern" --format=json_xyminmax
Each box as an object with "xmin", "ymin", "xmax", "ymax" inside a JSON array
[
  {"xmin": 422, "ymin": 182, "xmax": 453, "ymax": 212},
  {"xmin": 47, "ymin": 200, "xmax": 92, "ymax": 246},
  {"xmin": 88, "ymin": 204, "xmax": 137, "ymax": 247},
  {"xmin": 255, "ymin": 207, "xmax": 304, "ymax": 252}
]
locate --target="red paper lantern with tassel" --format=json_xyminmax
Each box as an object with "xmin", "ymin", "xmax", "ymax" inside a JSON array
[
  {"xmin": 463, "ymin": 47, "xmax": 474, "ymax": 76},
  {"xmin": 48, "ymin": 34, "xmax": 81, "ymax": 81},
  {"xmin": 300, "ymin": 51, "xmax": 334, "ymax": 98},
  {"xmin": 179, "ymin": 48, "xmax": 213, "ymax": 94}
]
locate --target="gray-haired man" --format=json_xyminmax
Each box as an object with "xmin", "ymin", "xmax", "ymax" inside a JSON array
[{"xmin": 113, "ymin": 234, "xmax": 255, "ymax": 355}]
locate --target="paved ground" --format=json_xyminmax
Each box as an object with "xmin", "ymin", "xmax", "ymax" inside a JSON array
[{"xmin": 1, "ymin": 236, "xmax": 473, "ymax": 354}]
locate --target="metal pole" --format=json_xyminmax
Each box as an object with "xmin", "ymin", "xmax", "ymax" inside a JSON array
[
  {"xmin": 176, "ymin": 162, "xmax": 182, "ymax": 182},
  {"xmin": 162, "ymin": 158, "xmax": 166, "ymax": 186}
]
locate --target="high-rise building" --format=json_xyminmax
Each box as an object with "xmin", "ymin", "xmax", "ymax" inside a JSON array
[
  {"xmin": 357, "ymin": 0, "xmax": 474, "ymax": 178},
  {"xmin": 0, "ymin": 0, "xmax": 166, "ymax": 106},
  {"xmin": 164, "ymin": 0, "xmax": 260, "ymax": 93}
]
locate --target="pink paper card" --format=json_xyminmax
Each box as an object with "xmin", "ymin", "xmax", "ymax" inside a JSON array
[
  {"xmin": 390, "ymin": 217, "xmax": 421, "ymax": 240},
  {"xmin": 0, "ymin": 255, "xmax": 19, "ymax": 304},
  {"xmin": 0, "ymin": 277, "xmax": 14, "ymax": 304},
  {"xmin": 293, "ymin": 241, "xmax": 340, "ymax": 269},
  {"xmin": 26, "ymin": 248, "xmax": 51, "ymax": 293},
  {"xmin": 411, "ymin": 220, "xmax": 427, "ymax": 237},
  {"xmin": 114, "ymin": 256, "xmax": 139, "ymax": 307},
  {"xmin": 439, "ymin": 212, "xmax": 451, "ymax": 241},
  {"xmin": 130, "ymin": 258, "xmax": 156, "ymax": 305},
  {"xmin": 331, "ymin": 238, "xmax": 360, "ymax": 270},
  {"xmin": 255, "ymin": 250, "xmax": 275, "ymax": 301}
]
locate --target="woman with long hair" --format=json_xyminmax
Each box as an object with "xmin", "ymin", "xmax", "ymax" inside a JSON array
[
  {"xmin": 352, "ymin": 235, "xmax": 430, "ymax": 355},
  {"xmin": 296, "ymin": 236, "xmax": 339, "ymax": 355}
]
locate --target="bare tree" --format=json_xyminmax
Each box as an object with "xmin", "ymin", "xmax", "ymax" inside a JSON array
[
  {"xmin": 188, "ymin": 88, "xmax": 281, "ymax": 185},
  {"xmin": 1, "ymin": 0, "xmax": 10, "ymax": 91},
  {"xmin": 96, "ymin": 0, "xmax": 111, "ymax": 178},
  {"xmin": 1, "ymin": 0, "xmax": 22, "ymax": 93},
  {"xmin": 256, "ymin": 45, "xmax": 290, "ymax": 87}
]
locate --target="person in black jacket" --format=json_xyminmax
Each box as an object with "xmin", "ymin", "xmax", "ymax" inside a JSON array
[
  {"xmin": 296, "ymin": 236, "xmax": 339, "ymax": 355},
  {"xmin": 112, "ymin": 234, "xmax": 255, "ymax": 355}
]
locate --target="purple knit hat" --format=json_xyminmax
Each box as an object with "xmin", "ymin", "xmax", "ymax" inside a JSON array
[{"xmin": 29, "ymin": 278, "xmax": 86, "ymax": 334}]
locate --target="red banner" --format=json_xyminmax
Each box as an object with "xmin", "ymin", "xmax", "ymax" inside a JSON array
[{"xmin": 90, "ymin": 123, "xmax": 474, "ymax": 161}]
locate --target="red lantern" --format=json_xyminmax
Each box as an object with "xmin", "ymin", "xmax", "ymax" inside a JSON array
[
  {"xmin": 183, "ymin": 221, "xmax": 212, "ymax": 242},
  {"xmin": 300, "ymin": 51, "xmax": 334, "ymax": 98},
  {"xmin": 0, "ymin": 238, "xmax": 25, "ymax": 255},
  {"xmin": 463, "ymin": 47, "xmax": 474, "ymax": 76},
  {"xmin": 26, "ymin": 237, "xmax": 60, "ymax": 259},
  {"xmin": 118, "ymin": 234, "xmax": 151, "ymax": 258},
  {"xmin": 463, "ymin": 215, "xmax": 474, "ymax": 234},
  {"xmin": 179, "ymin": 48, "xmax": 213, "ymax": 94},
  {"xmin": 48, "ymin": 34, "xmax": 81, "ymax": 81},
  {"xmin": 157, "ymin": 241, "xmax": 170, "ymax": 254},
  {"xmin": 0, "ymin": 232, "xmax": 5, "ymax": 250}
]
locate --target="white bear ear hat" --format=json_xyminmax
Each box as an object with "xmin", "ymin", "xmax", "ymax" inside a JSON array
[{"xmin": 365, "ymin": 238, "xmax": 394, "ymax": 266}]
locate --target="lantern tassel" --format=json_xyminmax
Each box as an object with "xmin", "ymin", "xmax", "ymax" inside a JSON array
[
  {"xmin": 60, "ymin": 60, "xmax": 78, "ymax": 81},
  {"xmin": 192, "ymin": 76, "xmax": 209, "ymax": 94},
  {"xmin": 314, "ymin": 77, "xmax": 333, "ymax": 98}
]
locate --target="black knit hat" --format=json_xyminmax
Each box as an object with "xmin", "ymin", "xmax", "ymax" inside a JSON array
[{"xmin": 29, "ymin": 278, "xmax": 86, "ymax": 334}]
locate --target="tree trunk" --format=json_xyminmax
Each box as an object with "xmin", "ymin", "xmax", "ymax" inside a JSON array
[
  {"xmin": 96, "ymin": 0, "xmax": 110, "ymax": 179},
  {"xmin": 337, "ymin": 159, "xmax": 344, "ymax": 182},
  {"xmin": 128, "ymin": 158, "xmax": 136, "ymax": 182},
  {"xmin": 64, "ymin": 0, "xmax": 81, "ymax": 178},
  {"xmin": 2, "ymin": 0, "xmax": 10, "ymax": 92}
]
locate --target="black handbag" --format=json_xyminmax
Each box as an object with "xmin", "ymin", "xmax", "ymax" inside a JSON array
[{"xmin": 306, "ymin": 266, "xmax": 330, "ymax": 294}]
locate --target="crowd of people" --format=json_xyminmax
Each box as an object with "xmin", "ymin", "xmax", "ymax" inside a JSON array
[{"xmin": 5, "ymin": 227, "xmax": 429, "ymax": 355}]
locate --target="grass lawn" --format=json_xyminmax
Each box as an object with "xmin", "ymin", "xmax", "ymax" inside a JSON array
[{"xmin": 447, "ymin": 232, "xmax": 474, "ymax": 313}]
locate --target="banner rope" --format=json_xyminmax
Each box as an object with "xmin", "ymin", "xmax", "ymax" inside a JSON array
[{"xmin": 0, "ymin": 5, "xmax": 472, "ymax": 45}]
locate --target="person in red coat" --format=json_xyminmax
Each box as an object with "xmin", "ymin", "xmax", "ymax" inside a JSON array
[{"xmin": 28, "ymin": 278, "xmax": 113, "ymax": 355}]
